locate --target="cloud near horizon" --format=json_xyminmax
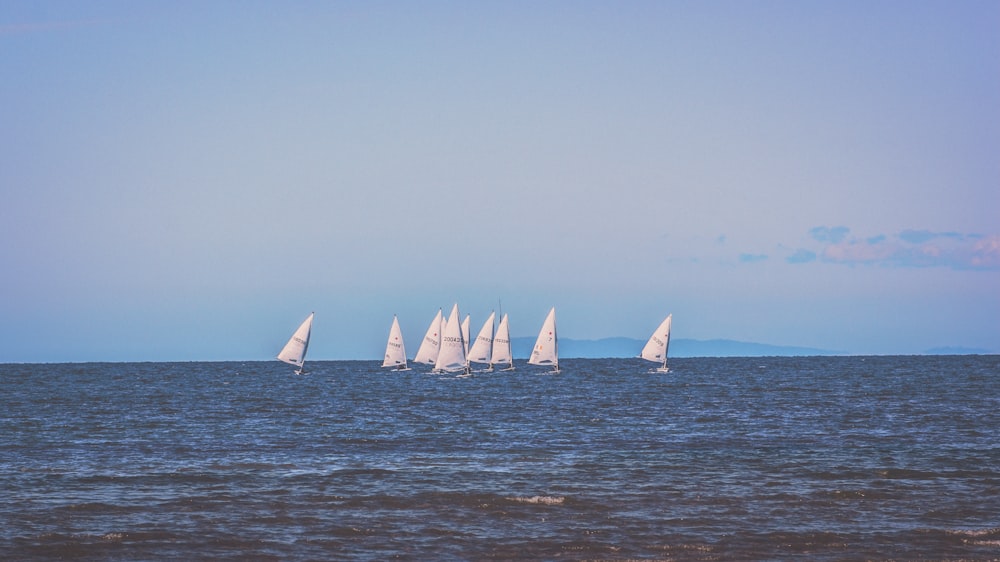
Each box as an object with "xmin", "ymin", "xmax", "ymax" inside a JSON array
[
  {"xmin": 785, "ymin": 249, "xmax": 817, "ymax": 264},
  {"xmin": 739, "ymin": 253, "xmax": 768, "ymax": 264},
  {"xmin": 809, "ymin": 226, "xmax": 850, "ymax": 244},
  {"xmin": 788, "ymin": 227, "xmax": 1000, "ymax": 270}
]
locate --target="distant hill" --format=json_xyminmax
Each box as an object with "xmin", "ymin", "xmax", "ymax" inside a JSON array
[
  {"xmin": 924, "ymin": 346, "xmax": 995, "ymax": 355},
  {"xmin": 511, "ymin": 337, "xmax": 841, "ymax": 358}
]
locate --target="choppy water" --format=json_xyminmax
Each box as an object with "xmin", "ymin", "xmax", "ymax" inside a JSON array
[{"xmin": 1, "ymin": 356, "xmax": 998, "ymax": 560}]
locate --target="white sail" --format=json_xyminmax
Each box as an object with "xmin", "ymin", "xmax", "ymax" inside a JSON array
[
  {"xmin": 434, "ymin": 303, "xmax": 468, "ymax": 374},
  {"xmin": 461, "ymin": 314, "xmax": 471, "ymax": 358},
  {"xmin": 413, "ymin": 308, "xmax": 443, "ymax": 365},
  {"xmin": 434, "ymin": 316, "xmax": 449, "ymax": 366},
  {"xmin": 437, "ymin": 315, "xmax": 448, "ymax": 363},
  {"xmin": 277, "ymin": 312, "xmax": 313, "ymax": 374},
  {"xmin": 468, "ymin": 311, "xmax": 495, "ymax": 365},
  {"xmin": 528, "ymin": 307, "xmax": 559, "ymax": 372},
  {"xmin": 490, "ymin": 313, "xmax": 513, "ymax": 370},
  {"xmin": 382, "ymin": 315, "xmax": 408, "ymax": 370},
  {"xmin": 640, "ymin": 314, "xmax": 672, "ymax": 372}
]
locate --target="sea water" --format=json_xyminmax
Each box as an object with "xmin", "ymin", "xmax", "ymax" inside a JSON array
[{"xmin": 1, "ymin": 356, "xmax": 998, "ymax": 560}]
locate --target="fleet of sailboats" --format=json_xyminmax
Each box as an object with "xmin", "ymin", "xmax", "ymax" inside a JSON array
[
  {"xmin": 276, "ymin": 307, "xmax": 673, "ymax": 375},
  {"xmin": 277, "ymin": 312, "xmax": 314, "ymax": 375}
]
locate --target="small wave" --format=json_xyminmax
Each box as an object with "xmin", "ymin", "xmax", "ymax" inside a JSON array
[
  {"xmin": 505, "ymin": 495, "xmax": 565, "ymax": 505},
  {"xmin": 815, "ymin": 488, "xmax": 894, "ymax": 501},
  {"xmin": 944, "ymin": 527, "xmax": 1000, "ymax": 547},
  {"xmin": 946, "ymin": 527, "xmax": 1000, "ymax": 538},
  {"xmin": 58, "ymin": 502, "xmax": 147, "ymax": 514},
  {"xmin": 875, "ymin": 468, "xmax": 939, "ymax": 480}
]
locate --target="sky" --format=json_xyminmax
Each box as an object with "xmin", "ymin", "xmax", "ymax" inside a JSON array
[{"xmin": 2, "ymin": 1, "xmax": 998, "ymax": 361}]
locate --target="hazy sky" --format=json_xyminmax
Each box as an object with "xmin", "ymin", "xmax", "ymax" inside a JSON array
[{"xmin": 2, "ymin": 1, "xmax": 998, "ymax": 361}]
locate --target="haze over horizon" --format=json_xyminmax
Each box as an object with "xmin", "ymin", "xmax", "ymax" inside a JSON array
[{"xmin": 2, "ymin": 2, "xmax": 998, "ymax": 362}]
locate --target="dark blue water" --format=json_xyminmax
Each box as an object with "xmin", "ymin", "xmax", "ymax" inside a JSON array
[{"xmin": 2, "ymin": 356, "xmax": 998, "ymax": 560}]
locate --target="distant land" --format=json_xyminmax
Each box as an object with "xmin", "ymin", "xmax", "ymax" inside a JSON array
[
  {"xmin": 511, "ymin": 337, "xmax": 842, "ymax": 358},
  {"xmin": 923, "ymin": 346, "xmax": 996, "ymax": 355},
  {"xmin": 511, "ymin": 338, "xmax": 996, "ymax": 358}
]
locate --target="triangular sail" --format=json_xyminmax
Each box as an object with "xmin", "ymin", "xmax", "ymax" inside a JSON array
[
  {"xmin": 413, "ymin": 309, "xmax": 443, "ymax": 365},
  {"xmin": 490, "ymin": 313, "xmax": 513, "ymax": 370},
  {"xmin": 436, "ymin": 316, "xmax": 448, "ymax": 364},
  {"xmin": 468, "ymin": 311, "xmax": 495, "ymax": 365},
  {"xmin": 434, "ymin": 303, "xmax": 468, "ymax": 373},
  {"xmin": 640, "ymin": 314, "xmax": 672, "ymax": 370},
  {"xmin": 277, "ymin": 312, "xmax": 313, "ymax": 374},
  {"xmin": 382, "ymin": 315, "xmax": 408, "ymax": 369},
  {"xmin": 528, "ymin": 307, "xmax": 558, "ymax": 372},
  {"xmin": 461, "ymin": 314, "xmax": 471, "ymax": 358}
]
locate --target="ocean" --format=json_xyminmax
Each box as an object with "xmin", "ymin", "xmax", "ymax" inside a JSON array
[{"xmin": 1, "ymin": 356, "xmax": 998, "ymax": 560}]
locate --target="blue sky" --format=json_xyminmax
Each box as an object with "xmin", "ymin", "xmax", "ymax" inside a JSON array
[{"xmin": 2, "ymin": 1, "xmax": 998, "ymax": 361}]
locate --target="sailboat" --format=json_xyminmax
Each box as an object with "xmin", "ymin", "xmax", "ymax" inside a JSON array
[
  {"xmin": 528, "ymin": 307, "xmax": 559, "ymax": 373},
  {"xmin": 382, "ymin": 314, "xmax": 410, "ymax": 371},
  {"xmin": 434, "ymin": 303, "xmax": 469, "ymax": 375},
  {"xmin": 640, "ymin": 314, "xmax": 672, "ymax": 373},
  {"xmin": 468, "ymin": 311, "xmax": 495, "ymax": 371},
  {"xmin": 277, "ymin": 312, "xmax": 313, "ymax": 375},
  {"xmin": 490, "ymin": 313, "xmax": 514, "ymax": 371},
  {"xmin": 413, "ymin": 308, "xmax": 443, "ymax": 366}
]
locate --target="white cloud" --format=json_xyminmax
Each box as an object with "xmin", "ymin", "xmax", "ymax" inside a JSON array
[
  {"xmin": 810, "ymin": 226, "xmax": 850, "ymax": 244},
  {"xmin": 795, "ymin": 228, "xmax": 1000, "ymax": 270}
]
